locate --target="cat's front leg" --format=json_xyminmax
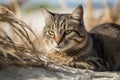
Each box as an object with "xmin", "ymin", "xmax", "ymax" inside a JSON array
[
  {"xmin": 68, "ymin": 62, "xmax": 96, "ymax": 70},
  {"xmin": 68, "ymin": 61, "xmax": 108, "ymax": 71}
]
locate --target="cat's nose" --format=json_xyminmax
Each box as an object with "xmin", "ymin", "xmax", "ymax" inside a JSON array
[{"xmin": 54, "ymin": 36, "xmax": 61, "ymax": 45}]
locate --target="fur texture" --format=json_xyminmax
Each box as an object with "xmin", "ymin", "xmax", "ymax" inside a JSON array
[{"xmin": 42, "ymin": 5, "xmax": 120, "ymax": 71}]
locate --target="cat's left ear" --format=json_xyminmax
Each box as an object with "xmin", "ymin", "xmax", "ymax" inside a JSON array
[
  {"xmin": 41, "ymin": 7, "xmax": 54, "ymax": 23},
  {"xmin": 71, "ymin": 5, "xmax": 83, "ymax": 21}
]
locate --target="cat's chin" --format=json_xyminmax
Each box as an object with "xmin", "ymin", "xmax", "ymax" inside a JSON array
[
  {"xmin": 53, "ymin": 44, "xmax": 75, "ymax": 52},
  {"xmin": 54, "ymin": 47, "xmax": 67, "ymax": 52}
]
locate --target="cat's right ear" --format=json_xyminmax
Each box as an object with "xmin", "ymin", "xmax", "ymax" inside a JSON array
[
  {"xmin": 41, "ymin": 7, "xmax": 54, "ymax": 23},
  {"xmin": 71, "ymin": 5, "xmax": 83, "ymax": 21}
]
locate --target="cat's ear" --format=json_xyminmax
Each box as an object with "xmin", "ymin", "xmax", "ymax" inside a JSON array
[
  {"xmin": 41, "ymin": 7, "xmax": 54, "ymax": 23},
  {"xmin": 71, "ymin": 5, "xmax": 83, "ymax": 21}
]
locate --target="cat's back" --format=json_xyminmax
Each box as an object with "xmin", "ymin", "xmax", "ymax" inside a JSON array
[
  {"xmin": 90, "ymin": 23, "xmax": 120, "ymax": 70},
  {"xmin": 90, "ymin": 23, "xmax": 120, "ymax": 50},
  {"xmin": 90, "ymin": 23, "xmax": 120, "ymax": 37}
]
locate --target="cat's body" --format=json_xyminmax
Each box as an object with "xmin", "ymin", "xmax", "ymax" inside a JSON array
[
  {"xmin": 41, "ymin": 5, "xmax": 120, "ymax": 71},
  {"xmin": 90, "ymin": 23, "xmax": 120, "ymax": 71}
]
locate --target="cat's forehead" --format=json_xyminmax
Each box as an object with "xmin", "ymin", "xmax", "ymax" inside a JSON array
[
  {"xmin": 44, "ymin": 13, "xmax": 80, "ymax": 31},
  {"xmin": 53, "ymin": 13, "xmax": 69, "ymax": 20},
  {"xmin": 51, "ymin": 14, "xmax": 69, "ymax": 26},
  {"xmin": 53, "ymin": 14, "xmax": 79, "ymax": 25}
]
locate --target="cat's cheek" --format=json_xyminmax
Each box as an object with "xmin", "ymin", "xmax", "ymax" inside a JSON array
[
  {"xmin": 51, "ymin": 40, "xmax": 58, "ymax": 48},
  {"xmin": 44, "ymin": 37, "xmax": 53, "ymax": 46},
  {"xmin": 59, "ymin": 40, "xmax": 74, "ymax": 50},
  {"xmin": 43, "ymin": 38, "xmax": 49, "ymax": 46},
  {"xmin": 58, "ymin": 41, "xmax": 67, "ymax": 48},
  {"xmin": 43, "ymin": 39, "xmax": 52, "ymax": 52},
  {"xmin": 48, "ymin": 40, "xmax": 59, "ymax": 50}
]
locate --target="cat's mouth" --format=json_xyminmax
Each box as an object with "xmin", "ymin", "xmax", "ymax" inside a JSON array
[
  {"xmin": 56, "ymin": 46, "xmax": 62, "ymax": 48},
  {"xmin": 52, "ymin": 42, "xmax": 72, "ymax": 51},
  {"xmin": 54, "ymin": 45, "xmax": 72, "ymax": 51},
  {"xmin": 54, "ymin": 46, "xmax": 65, "ymax": 51},
  {"xmin": 55, "ymin": 46, "xmax": 63, "ymax": 49}
]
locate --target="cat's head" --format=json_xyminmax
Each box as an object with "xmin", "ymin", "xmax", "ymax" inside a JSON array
[{"xmin": 42, "ymin": 5, "xmax": 87, "ymax": 52}]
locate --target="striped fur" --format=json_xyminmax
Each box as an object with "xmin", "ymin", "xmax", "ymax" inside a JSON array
[{"xmin": 42, "ymin": 5, "xmax": 120, "ymax": 71}]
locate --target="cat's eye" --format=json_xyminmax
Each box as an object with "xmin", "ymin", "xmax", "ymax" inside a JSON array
[
  {"xmin": 48, "ymin": 30, "xmax": 55, "ymax": 37},
  {"xmin": 65, "ymin": 30, "xmax": 72, "ymax": 35}
]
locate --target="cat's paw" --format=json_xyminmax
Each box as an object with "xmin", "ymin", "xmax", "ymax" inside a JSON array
[{"xmin": 69, "ymin": 62, "xmax": 95, "ymax": 70}]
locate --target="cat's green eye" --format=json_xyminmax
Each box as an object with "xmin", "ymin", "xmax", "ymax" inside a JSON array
[
  {"xmin": 65, "ymin": 30, "xmax": 72, "ymax": 35},
  {"xmin": 48, "ymin": 30, "xmax": 55, "ymax": 37}
]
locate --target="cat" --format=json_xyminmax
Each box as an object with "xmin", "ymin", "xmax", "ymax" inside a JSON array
[{"xmin": 41, "ymin": 5, "xmax": 120, "ymax": 71}]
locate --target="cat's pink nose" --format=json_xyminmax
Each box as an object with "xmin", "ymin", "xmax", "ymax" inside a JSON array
[{"xmin": 54, "ymin": 36, "xmax": 61, "ymax": 44}]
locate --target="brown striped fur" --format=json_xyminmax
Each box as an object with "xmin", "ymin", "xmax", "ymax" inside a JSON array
[{"xmin": 42, "ymin": 5, "xmax": 120, "ymax": 71}]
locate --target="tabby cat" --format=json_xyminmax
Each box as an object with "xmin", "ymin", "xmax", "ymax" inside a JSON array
[{"xmin": 41, "ymin": 5, "xmax": 120, "ymax": 71}]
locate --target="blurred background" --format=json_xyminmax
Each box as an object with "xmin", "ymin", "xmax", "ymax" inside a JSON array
[{"xmin": 0, "ymin": 0, "xmax": 120, "ymax": 33}]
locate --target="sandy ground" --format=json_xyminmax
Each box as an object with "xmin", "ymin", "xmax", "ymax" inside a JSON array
[{"xmin": 0, "ymin": 65, "xmax": 120, "ymax": 80}]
